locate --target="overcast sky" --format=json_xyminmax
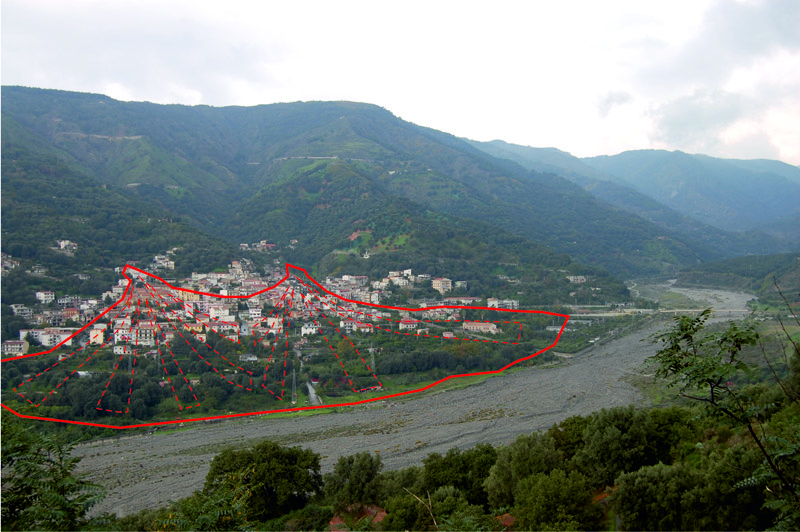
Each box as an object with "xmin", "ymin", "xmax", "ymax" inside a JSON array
[{"xmin": 3, "ymin": 0, "xmax": 799, "ymax": 164}]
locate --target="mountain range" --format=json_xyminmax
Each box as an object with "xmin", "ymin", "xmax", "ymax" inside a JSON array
[{"xmin": 2, "ymin": 86, "xmax": 799, "ymax": 287}]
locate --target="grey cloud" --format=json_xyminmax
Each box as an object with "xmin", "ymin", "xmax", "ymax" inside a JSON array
[
  {"xmin": 649, "ymin": 88, "xmax": 748, "ymax": 149},
  {"xmin": 1, "ymin": 0, "xmax": 288, "ymax": 105},
  {"xmin": 641, "ymin": 0, "xmax": 800, "ymax": 90},
  {"xmin": 598, "ymin": 91, "xmax": 632, "ymax": 117}
]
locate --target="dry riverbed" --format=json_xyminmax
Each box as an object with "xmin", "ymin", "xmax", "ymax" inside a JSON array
[{"xmin": 74, "ymin": 287, "xmax": 755, "ymax": 517}]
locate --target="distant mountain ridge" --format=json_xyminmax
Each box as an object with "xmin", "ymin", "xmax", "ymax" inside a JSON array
[
  {"xmin": 3, "ymin": 86, "xmax": 795, "ymax": 280},
  {"xmin": 582, "ymin": 150, "xmax": 800, "ymax": 232},
  {"xmin": 470, "ymin": 139, "xmax": 799, "ymax": 254}
]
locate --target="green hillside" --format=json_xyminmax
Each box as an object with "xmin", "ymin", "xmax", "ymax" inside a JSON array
[
  {"xmin": 1, "ymin": 86, "xmax": 730, "ymax": 277},
  {"xmin": 0, "ymin": 143, "xmax": 242, "ymax": 299},
  {"xmin": 469, "ymin": 139, "xmax": 796, "ymax": 257},
  {"xmin": 582, "ymin": 150, "xmax": 800, "ymax": 232}
]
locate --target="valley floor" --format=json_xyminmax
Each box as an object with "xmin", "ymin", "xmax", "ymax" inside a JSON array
[{"xmin": 73, "ymin": 287, "xmax": 754, "ymax": 517}]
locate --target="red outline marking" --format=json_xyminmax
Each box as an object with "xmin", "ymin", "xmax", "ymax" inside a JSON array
[{"xmin": 1, "ymin": 264, "xmax": 569, "ymax": 428}]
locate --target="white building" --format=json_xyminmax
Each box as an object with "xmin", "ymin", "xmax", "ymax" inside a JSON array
[
  {"xmin": 301, "ymin": 323, "xmax": 320, "ymax": 336},
  {"xmin": 2, "ymin": 340, "xmax": 27, "ymax": 355},
  {"xmin": 462, "ymin": 321, "xmax": 499, "ymax": 334},
  {"xmin": 432, "ymin": 278, "xmax": 452, "ymax": 294},
  {"xmin": 340, "ymin": 318, "xmax": 357, "ymax": 333},
  {"xmin": 487, "ymin": 298, "xmax": 520, "ymax": 310},
  {"xmin": 19, "ymin": 328, "xmax": 76, "ymax": 347},
  {"xmin": 399, "ymin": 318, "xmax": 420, "ymax": 330},
  {"xmin": 35, "ymin": 291, "xmax": 56, "ymax": 304}
]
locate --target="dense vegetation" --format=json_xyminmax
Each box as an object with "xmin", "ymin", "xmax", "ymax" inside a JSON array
[
  {"xmin": 2, "ymin": 85, "xmax": 765, "ymax": 277},
  {"xmin": 3, "ymin": 308, "xmax": 798, "ymax": 531},
  {"xmin": 0, "ymin": 145, "xmax": 245, "ymax": 278}
]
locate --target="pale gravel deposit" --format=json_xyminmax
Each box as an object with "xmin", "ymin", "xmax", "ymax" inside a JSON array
[{"xmin": 73, "ymin": 288, "xmax": 754, "ymax": 517}]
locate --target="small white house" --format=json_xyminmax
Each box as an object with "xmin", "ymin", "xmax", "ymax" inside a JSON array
[{"xmin": 301, "ymin": 323, "xmax": 320, "ymax": 336}]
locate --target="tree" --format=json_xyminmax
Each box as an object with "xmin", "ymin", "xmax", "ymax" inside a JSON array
[
  {"xmin": 483, "ymin": 432, "xmax": 565, "ymax": 509},
  {"xmin": 611, "ymin": 462, "xmax": 698, "ymax": 531},
  {"xmin": 574, "ymin": 405, "xmax": 660, "ymax": 486},
  {"xmin": 611, "ymin": 447, "xmax": 774, "ymax": 531},
  {"xmin": 514, "ymin": 469, "xmax": 604, "ymax": 531},
  {"xmin": 546, "ymin": 414, "xmax": 590, "ymax": 460},
  {"xmin": 160, "ymin": 472, "xmax": 250, "ymax": 531},
  {"xmin": 24, "ymin": 331, "xmax": 41, "ymax": 346},
  {"xmin": 1, "ymin": 416, "xmax": 106, "ymax": 531},
  {"xmin": 204, "ymin": 440, "xmax": 323, "ymax": 523},
  {"xmin": 423, "ymin": 443, "xmax": 497, "ymax": 509},
  {"xmin": 325, "ymin": 451, "xmax": 383, "ymax": 513},
  {"xmin": 651, "ymin": 308, "xmax": 800, "ymax": 527}
]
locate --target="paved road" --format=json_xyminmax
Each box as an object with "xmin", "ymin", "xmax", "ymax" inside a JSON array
[{"xmin": 73, "ymin": 288, "xmax": 754, "ymax": 517}]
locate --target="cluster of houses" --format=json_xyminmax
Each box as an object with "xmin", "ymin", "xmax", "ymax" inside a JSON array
[
  {"xmin": 2, "ymin": 258, "xmax": 520, "ymax": 357},
  {"xmin": 2, "ymin": 252, "xmax": 20, "ymax": 274},
  {"xmin": 239, "ymin": 240, "xmax": 277, "ymax": 252},
  {"xmin": 368, "ymin": 269, "xmax": 466, "ymax": 296},
  {"xmin": 10, "ymin": 292, "xmax": 102, "ymax": 329}
]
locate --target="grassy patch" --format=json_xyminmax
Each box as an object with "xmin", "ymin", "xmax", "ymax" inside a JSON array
[{"xmin": 657, "ymin": 291, "xmax": 707, "ymax": 310}]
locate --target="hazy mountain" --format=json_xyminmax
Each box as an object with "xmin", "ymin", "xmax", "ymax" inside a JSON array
[
  {"xmin": 1, "ymin": 86, "xmax": 768, "ymax": 278},
  {"xmin": 581, "ymin": 150, "xmax": 800, "ymax": 232},
  {"xmin": 469, "ymin": 139, "xmax": 796, "ymax": 256}
]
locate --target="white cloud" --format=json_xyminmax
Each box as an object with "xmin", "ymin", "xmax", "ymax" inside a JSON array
[{"xmin": 1, "ymin": 0, "xmax": 799, "ymax": 164}]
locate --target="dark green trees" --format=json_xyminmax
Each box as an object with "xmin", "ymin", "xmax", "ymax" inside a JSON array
[
  {"xmin": 649, "ymin": 309, "xmax": 800, "ymax": 529},
  {"xmin": 324, "ymin": 451, "xmax": 383, "ymax": 513},
  {"xmin": 204, "ymin": 440, "xmax": 323, "ymax": 523},
  {"xmin": 1, "ymin": 416, "xmax": 106, "ymax": 531}
]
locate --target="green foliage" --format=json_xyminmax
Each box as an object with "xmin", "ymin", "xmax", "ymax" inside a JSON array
[
  {"xmin": 483, "ymin": 432, "xmax": 565, "ymax": 509},
  {"xmin": 2, "ymin": 85, "xmax": 733, "ymax": 278},
  {"xmin": 422, "ymin": 443, "xmax": 497, "ymax": 509},
  {"xmin": 612, "ymin": 444, "xmax": 774, "ymax": 532},
  {"xmin": 574, "ymin": 405, "xmax": 668, "ymax": 487},
  {"xmin": 546, "ymin": 414, "xmax": 590, "ymax": 460},
  {"xmin": 652, "ymin": 309, "xmax": 759, "ymax": 406},
  {"xmin": 280, "ymin": 504, "xmax": 334, "ymax": 532},
  {"xmin": 513, "ymin": 468, "xmax": 605, "ymax": 531},
  {"xmin": 204, "ymin": 440, "xmax": 323, "ymax": 523},
  {"xmin": 1, "ymin": 146, "xmax": 239, "ymax": 277},
  {"xmin": 1, "ymin": 414, "xmax": 107, "ymax": 531},
  {"xmin": 382, "ymin": 493, "xmax": 430, "ymax": 532},
  {"xmin": 611, "ymin": 462, "xmax": 700, "ymax": 531},
  {"xmin": 325, "ymin": 451, "xmax": 383, "ymax": 513},
  {"xmin": 651, "ymin": 309, "xmax": 800, "ymax": 528},
  {"xmin": 377, "ymin": 465, "xmax": 425, "ymax": 502},
  {"xmin": 160, "ymin": 473, "xmax": 251, "ymax": 531},
  {"xmin": 430, "ymin": 486, "xmax": 499, "ymax": 532},
  {"xmin": 676, "ymin": 252, "xmax": 800, "ymax": 307}
]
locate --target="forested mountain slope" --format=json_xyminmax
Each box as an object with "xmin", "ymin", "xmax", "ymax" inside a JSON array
[
  {"xmin": 1, "ymin": 86, "xmax": 761, "ymax": 277},
  {"xmin": 470, "ymin": 139, "xmax": 797, "ymax": 256},
  {"xmin": 582, "ymin": 150, "xmax": 800, "ymax": 232}
]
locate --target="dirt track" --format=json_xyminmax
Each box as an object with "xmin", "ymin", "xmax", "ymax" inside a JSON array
[{"xmin": 73, "ymin": 288, "xmax": 754, "ymax": 517}]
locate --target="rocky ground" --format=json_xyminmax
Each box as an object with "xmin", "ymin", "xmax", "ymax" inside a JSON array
[{"xmin": 73, "ymin": 287, "xmax": 754, "ymax": 517}]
